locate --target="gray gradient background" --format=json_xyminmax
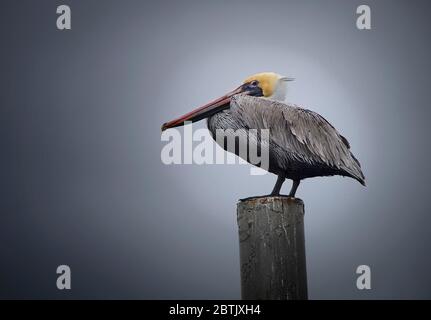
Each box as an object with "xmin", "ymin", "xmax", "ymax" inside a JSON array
[{"xmin": 1, "ymin": 0, "xmax": 430, "ymax": 299}]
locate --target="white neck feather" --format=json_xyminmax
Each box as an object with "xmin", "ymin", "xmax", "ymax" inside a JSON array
[{"xmin": 269, "ymin": 79, "xmax": 287, "ymax": 101}]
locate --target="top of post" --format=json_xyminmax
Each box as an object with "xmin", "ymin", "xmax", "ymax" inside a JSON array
[{"xmin": 238, "ymin": 196, "xmax": 304, "ymax": 205}]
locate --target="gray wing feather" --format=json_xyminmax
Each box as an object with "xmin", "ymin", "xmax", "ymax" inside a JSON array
[{"xmin": 231, "ymin": 95, "xmax": 365, "ymax": 183}]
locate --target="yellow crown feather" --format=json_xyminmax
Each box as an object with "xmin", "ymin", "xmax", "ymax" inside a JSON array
[{"xmin": 243, "ymin": 72, "xmax": 281, "ymax": 97}]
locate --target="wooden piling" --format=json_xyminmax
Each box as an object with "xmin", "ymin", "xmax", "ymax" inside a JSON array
[{"xmin": 237, "ymin": 196, "xmax": 308, "ymax": 300}]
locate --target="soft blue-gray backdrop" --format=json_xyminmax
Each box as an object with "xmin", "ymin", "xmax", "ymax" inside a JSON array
[{"xmin": 1, "ymin": 0, "xmax": 430, "ymax": 299}]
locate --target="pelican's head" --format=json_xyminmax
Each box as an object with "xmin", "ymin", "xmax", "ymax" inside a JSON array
[
  {"xmin": 162, "ymin": 72, "xmax": 294, "ymax": 131},
  {"xmin": 242, "ymin": 72, "xmax": 293, "ymax": 101}
]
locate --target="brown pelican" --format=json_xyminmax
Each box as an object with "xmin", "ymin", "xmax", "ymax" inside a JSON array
[{"xmin": 162, "ymin": 72, "xmax": 365, "ymax": 198}]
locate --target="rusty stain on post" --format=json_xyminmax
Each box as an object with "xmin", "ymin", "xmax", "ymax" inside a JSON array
[{"xmin": 237, "ymin": 196, "xmax": 308, "ymax": 300}]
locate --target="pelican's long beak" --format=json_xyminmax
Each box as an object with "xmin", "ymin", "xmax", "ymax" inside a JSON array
[{"xmin": 161, "ymin": 86, "xmax": 244, "ymax": 131}]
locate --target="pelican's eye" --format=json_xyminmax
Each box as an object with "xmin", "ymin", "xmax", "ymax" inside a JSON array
[{"xmin": 250, "ymin": 80, "xmax": 259, "ymax": 86}]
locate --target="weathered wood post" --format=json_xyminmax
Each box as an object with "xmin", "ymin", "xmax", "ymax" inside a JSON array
[{"xmin": 237, "ymin": 196, "xmax": 308, "ymax": 300}]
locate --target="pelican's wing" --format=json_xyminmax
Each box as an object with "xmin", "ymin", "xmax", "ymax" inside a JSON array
[{"xmin": 230, "ymin": 95, "xmax": 365, "ymax": 183}]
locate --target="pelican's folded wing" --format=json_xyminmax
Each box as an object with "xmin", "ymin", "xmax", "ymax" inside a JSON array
[{"xmin": 230, "ymin": 95, "xmax": 365, "ymax": 184}]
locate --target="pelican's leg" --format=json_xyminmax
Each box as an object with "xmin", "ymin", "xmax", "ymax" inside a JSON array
[
  {"xmin": 270, "ymin": 175, "xmax": 285, "ymax": 196},
  {"xmin": 239, "ymin": 174, "xmax": 287, "ymax": 201},
  {"xmin": 288, "ymin": 180, "xmax": 300, "ymax": 198}
]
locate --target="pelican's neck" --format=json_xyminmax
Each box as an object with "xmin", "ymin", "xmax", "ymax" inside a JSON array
[{"xmin": 268, "ymin": 80, "xmax": 287, "ymax": 101}]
